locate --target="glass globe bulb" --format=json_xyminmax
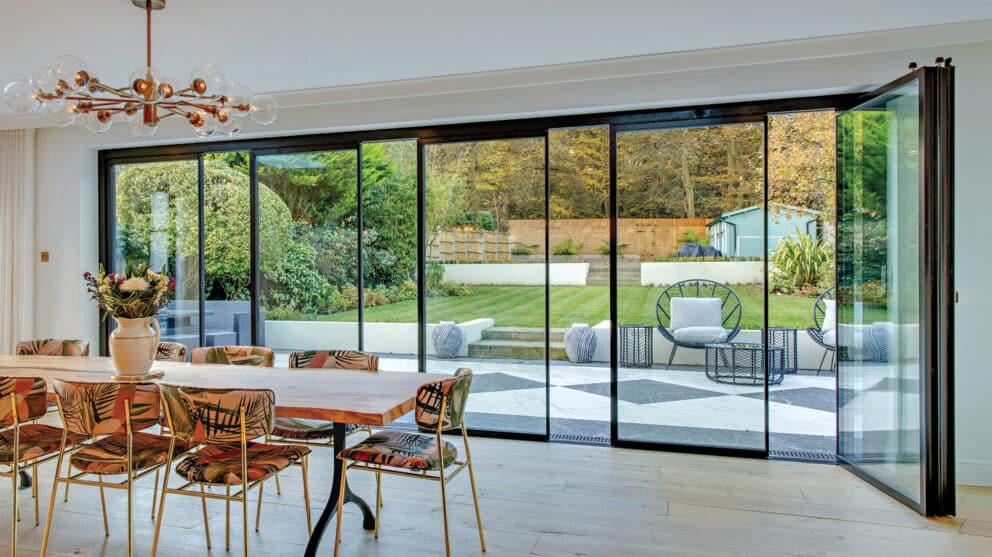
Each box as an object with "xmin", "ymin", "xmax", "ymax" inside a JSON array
[
  {"xmin": 3, "ymin": 81, "xmax": 41, "ymax": 112},
  {"xmin": 189, "ymin": 63, "xmax": 227, "ymax": 99},
  {"xmin": 45, "ymin": 100, "xmax": 79, "ymax": 127},
  {"xmin": 129, "ymin": 66, "xmax": 164, "ymax": 103},
  {"xmin": 224, "ymin": 82, "xmax": 254, "ymax": 116},
  {"xmin": 192, "ymin": 113, "xmax": 217, "ymax": 138},
  {"xmin": 50, "ymin": 55, "xmax": 90, "ymax": 93},
  {"xmin": 130, "ymin": 118, "xmax": 159, "ymax": 139},
  {"xmin": 249, "ymin": 94, "xmax": 278, "ymax": 125},
  {"xmin": 83, "ymin": 111, "xmax": 113, "ymax": 134},
  {"xmin": 30, "ymin": 68, "xmax": 57, "ymax": 95},
  {"xmin": 216, "ymin": 114, "xmax": 244, "ymax": 136}
]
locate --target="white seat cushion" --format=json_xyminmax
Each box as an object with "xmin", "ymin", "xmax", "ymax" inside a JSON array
[
  {"xmin": 822, "ymin": 329, "xmax": 836, "ymax": 348},
  {"xmin": 669, "ymin": 297, "xmax": 723, "ymax": 330},
  {"xmin": 672, "ymin": 326, "xmax": 729, "ymax": 345},
  {"xmin": 821, "ymin": 299, "xmax": 836, "ymax": 334}
]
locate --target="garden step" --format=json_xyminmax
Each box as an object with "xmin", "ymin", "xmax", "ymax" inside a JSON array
[
  {"xmin": 467, "ymin": 339, "xmax": 568, "ymax": 360},
  {"xmin": 482, "ymin": 327, "xmax": 566, "ymax": 342}
]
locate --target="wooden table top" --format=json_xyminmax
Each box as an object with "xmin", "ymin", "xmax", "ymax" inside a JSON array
[{"xmin": 0, "ymin": 356, "xmax": 448, "ymax": 426}]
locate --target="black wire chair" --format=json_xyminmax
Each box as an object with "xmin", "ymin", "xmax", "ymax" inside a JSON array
[
  {"xmin": 655, "ymin": 279, "xmax": 742, "ymax": 369},
  {"xmin": 806, "ymin": 287, "xmax": 836, "ymax": 375}
]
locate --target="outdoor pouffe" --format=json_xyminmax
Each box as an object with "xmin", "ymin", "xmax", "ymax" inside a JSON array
[
  {"xmin": 564, "ymin": 323, "xmax": 597, "ymax": 363},
  {"xmin": 432, "ymin": 321, "xmax": 463, "ymax": 358}
]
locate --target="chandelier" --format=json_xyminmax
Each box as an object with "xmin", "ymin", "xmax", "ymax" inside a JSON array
[{"xmin": 2, "ymin": 0, "xmax": 277, "ymax": 138}]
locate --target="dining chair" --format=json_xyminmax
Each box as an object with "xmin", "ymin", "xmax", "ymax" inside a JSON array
[
  {"xmin": 265, "ymin": 350, "xmax": 379, "ymax": 498},
  {"xmin": 151, "ymin": 384, "xmax": 312, "ymax": 557},
  {"xmin": 156, "ymin": 341, "xmax": 188, "ymax": 362},
  {"xmin": 39, "ymin": 380, "xmax": 189, "ymax": 557},
  {"xmin": 190, "ymin": 345, "xmax": 274, "ymax": 366},
  {"xmin": 333, "ymin": 368, "xmax": 484, "ymax": 557},
  {"xmin": 14, "ymin": 339, "xmax": 90, "ymax": 357},
  {"xmin": 1, "ymin": 376, "xmax": 85, "ymax": 557}
]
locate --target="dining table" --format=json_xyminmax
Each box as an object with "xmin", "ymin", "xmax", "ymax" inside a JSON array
[{"xmin": 0, "ymin": 355, "xmax": 448, "ymax": 556}]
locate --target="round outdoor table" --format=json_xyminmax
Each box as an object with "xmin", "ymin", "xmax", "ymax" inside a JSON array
[{"xmin": 704, "ymin": 342, "xmax": 786, "ymax": 385}]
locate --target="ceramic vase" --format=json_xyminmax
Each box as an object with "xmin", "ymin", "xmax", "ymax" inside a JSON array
[{"xmin": 109, "ymin": 316, "xmax": 160, "ymax": 375}]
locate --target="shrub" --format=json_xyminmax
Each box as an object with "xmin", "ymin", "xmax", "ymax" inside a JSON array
[
  {"xmin": 770, "ymin": 229, "xmax": 833, "ymax": 292},
  {"xmin": 597, "ymin": 242, "xmax": 628, "ymax": 256},
  {"xmin": 263, "ymin": 235, "xmax": 336, "ymax": 312},
  {"xmin": 266, "ymin": 307, "xmax": 304, "ymax": 321},
  {"xmin": 552, "ymin": 238, "xmax": 583, "ymax": 256},
  {"xmin": 511, "ymin": 244, "xmax": 536, "ymax": 256},
  {"xmin": 426, "ymin": 261, "xmax": 445, "ymax": 289},
  {"xmin": 453, "ymin": 210, "xmax": 496, "ymax": 231}
]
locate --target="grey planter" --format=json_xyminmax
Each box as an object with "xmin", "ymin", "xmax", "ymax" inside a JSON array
[
  {"xmin": 564, "ymin": 323, "xmax": 597, "ymax": 363},
  {"xmin": 432, "ymin": 321, "xmax": 463, "ymax": 358}
]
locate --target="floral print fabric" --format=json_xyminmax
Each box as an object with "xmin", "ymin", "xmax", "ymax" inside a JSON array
[
  {"xmin": 190, "ymin": 346, "xmax": 274, "ymax": 367},
  {"xmin": 53, "ymin": 380, "xmax": 161, "ymax": 436},
  {"xmin": 176, "ymin": 441, "xmax": 310, "ymax": 485},
  {"xmin": 338, "ymin": 430, "xmax": 457, "ymax": 471},
  {"xmin": 0, "ymin": 424, "xmax": 84, "ymax": 464},
  {"xmin": 159, "ymin": 384, "xmax": 275, "ymax": 444},
  {"xmin": 288, "ymin": 350, "xmax": 379, "ymax": 370},
  {"xmin": 156, "ymin": 342, "xmax": 188, "ymax": 362},
  {"xmin": 69, "ymin": 432, "xmax": 192, "ymax": 475},
  {"xmin": 414, "ymin": 368, "xmax": 473, "ymax": 433},
  {"xmin": 0, "ymin": 376, "xmax": 48, "ymax": 425},
  {"xmin": 15, "ymin": 339, "xmax": 90, "ymax": 357}
]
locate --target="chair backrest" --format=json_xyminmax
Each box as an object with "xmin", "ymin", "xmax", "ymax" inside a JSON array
[
  {"xmin": 655, "ymin": 279, "xmax": 742, "ymax": 341},
  {"xmin": 159, "ymin": 383, "xmax": 275, "ymax": 444},
  {"xmin": 288, "ymin": 350, "xmax": 379, "ymax": 371},
  {"xmin": 190, "ymin": 346, "xmax": 274, "ymax": 367},
  {"xmin": 813, "ymin": 287, "xmax": 835, "ymax": 331},
  {"xmin": 156, "ymin": 342, "xmax": 188, "ymax": 362},
  {"xmin": 52, "ymin": 379, "xmax": 160, "ymax": 436},
  {"xmin": 414, "ymin": 368, "xmax": 472, "ymax": 434},
  {"xmin": 16, "ymin": 339, "xmax": 90, "ymax": 357},
  {"xmin": 0, "ymin": 376, "xmax": 48, "ymax": 426}
]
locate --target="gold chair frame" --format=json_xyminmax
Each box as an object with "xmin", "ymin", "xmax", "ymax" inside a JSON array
[
  {"xmin": 150, "ymin": 393, "xmax": 312, "ymax": 557},
  {"xmin": 2, "ymin": 392, "xmax": 77, "ymax": 557},
  {"xmin": 333, "ymin": 392, "xmax": 485, "ymax": 557},
  {"xmin": 40, "ymin": 394, "xmax": 174, "ymax": 557}
]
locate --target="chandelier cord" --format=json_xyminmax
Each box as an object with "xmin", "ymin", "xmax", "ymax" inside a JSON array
[{"xmin": 146, "ymin": 2, "xmax": 153, "ymax": 69}]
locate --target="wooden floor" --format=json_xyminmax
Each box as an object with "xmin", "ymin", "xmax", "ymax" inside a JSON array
[{"xmin": 3, "ymin": 431, "xmax": 992, "ymax": 556}]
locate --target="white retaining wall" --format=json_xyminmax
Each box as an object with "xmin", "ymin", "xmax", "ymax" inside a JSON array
[
  {"xmin": 442, "ymin": 263, "xmax": 589, "ymax": 286},
  {"xmin": 640, "ymin": 261, "xmax": 764, "ymax": 285},
  {"xmin": 264, "ymin": 318, "xmax": 493, "ymax": 357}
]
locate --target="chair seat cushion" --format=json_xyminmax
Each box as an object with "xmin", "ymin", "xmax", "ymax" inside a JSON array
[
  {"xmin": 70, "ymin": 432, "xmax": 193, "ymax": 475},
  {"xmin": 176, "ymin": 441, "xmax": 310, "ymax": 485},
  {"xmin": 823, "ymin": 329, "xmax": 836, "ymax": 348},
  {"xmin": 671, "ymin": 326, "xmax": 729, "ymax": 345},
  {"xmin": 0, "ymin": 424, "xmax": 86, "ymax": 464},
  {"xmin": 271, "ymin": 417, "xmax": 360, "ymax": 440},
  {"xmin": 338, "ymin": 430, "xmax": 457, "ymax": 471}
]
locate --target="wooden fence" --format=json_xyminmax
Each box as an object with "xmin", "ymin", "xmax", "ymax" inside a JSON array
[
  {"xmin": 427, "ymin": 228, "xmax": 514, "ymax": 261},
  {"xmin": 509, "ymin": 218, "xmax": 708, "ymax": 258}
]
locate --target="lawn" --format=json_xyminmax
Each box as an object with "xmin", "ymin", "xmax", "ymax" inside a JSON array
[{"xmin": 320, "ymin": 285, "xmax": 824, "ymax": 329}]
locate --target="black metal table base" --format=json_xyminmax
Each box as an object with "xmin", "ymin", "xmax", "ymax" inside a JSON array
[
  {"xmin": 18, "ymin": 470, "xmax": 32, "ymax": 490},
  {"xmin": 304, "ymin": 421, "xmax": 376, "ymax": 556}
]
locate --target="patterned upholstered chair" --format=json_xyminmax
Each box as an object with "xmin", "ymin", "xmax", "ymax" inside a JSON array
[
  {"xmin": 1, "ymin": 376, "xmax": 84, "ymax": 556},
  {"xmin": 151, "ymin": 384, "xmax": 311, "ymax": 557},
  {"xmin": 267, "ymin": 350, "xmax": 379, "ymax": 496},
  {"xmin": 15, "ymin": 339, "xmax": 90, "ymax": 357},
  {"xmin": 806, "ymin": 287, "xmax": 836, "ymax": 375},
  {"xmin": 155, "ymin": 342, "xmax": 188, "ymax": 362},
  {"xmin": 190, "ymin": 345, "xmax": 274, "ymax": 367},
  {"xmin": 333, "ymin": 368, "xmax": 485, "ymax": 557},
  {"xmin": 40, "ymin": 380, "xmax": 188, "ymax": 557}
]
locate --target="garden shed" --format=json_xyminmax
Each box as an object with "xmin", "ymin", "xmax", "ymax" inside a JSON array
[{"xmin": 708, "ymin": 203, "xmax": 821, "ymax": 257}]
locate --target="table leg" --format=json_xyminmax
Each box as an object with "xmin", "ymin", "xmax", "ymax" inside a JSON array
[
  {"xmin": 304, "ymin": 422, "xmax": 376, "ymax": 556},
  {"xmin": 18, "ymin": 470, "xmax": 31, "ymax": 490}
]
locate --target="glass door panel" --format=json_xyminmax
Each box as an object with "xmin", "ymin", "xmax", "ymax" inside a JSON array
[
  {"xmin": 424, "ymin": 137, "xmax": 547, "ymax": 435},
  {"xmin": 615, "ymin": 122, "xmax": 767, "ymax": 452},
  {"xmin": 256, "ymin": 150, "xmax": 360, "ymax": 367},
  {"xmin": 112, "ymin": 160, "xmax": 201, "ymax": 351},
  {"xmin": 836, "ymin": 67, "xmax": 954, "ymax": 515}
]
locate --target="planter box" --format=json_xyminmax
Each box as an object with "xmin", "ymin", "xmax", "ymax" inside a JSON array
[
  {"xmin": 442, "ymin": 263, "xmax": 589, "ymax": 286},
  {"xmin": 640, "ymin": 261, "xmax": 764, "ymax": 285}
]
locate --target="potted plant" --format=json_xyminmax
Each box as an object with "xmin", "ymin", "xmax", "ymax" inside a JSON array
[{"xmin": 84, "ymin": 262, "xmax": 175, "ymax": 377}]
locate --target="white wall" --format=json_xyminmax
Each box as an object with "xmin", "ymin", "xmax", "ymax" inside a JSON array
[
  {"xmin": 24, "ymin": 23, "xmax": 992, "ymax": 485},
  {"xmin": 442, "ymin": 263, "xmax": 589, "ymax": 286},
  {"xmin": 641, "ymin": 261, "xmax": 764, "ymax": 286}
]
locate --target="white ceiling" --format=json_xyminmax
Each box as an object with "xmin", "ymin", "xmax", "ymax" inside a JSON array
[{"xmin": 2, "ymin": 0, "xmax": 991, "ymax": 118}]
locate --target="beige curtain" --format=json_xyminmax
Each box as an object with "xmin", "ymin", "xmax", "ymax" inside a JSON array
[{"xmin": 0, "ymin": 129, "xmax": 35, "ymax": 354}]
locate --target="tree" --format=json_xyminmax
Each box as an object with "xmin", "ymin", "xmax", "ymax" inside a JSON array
[{"xmin": 768, "ymin": 111, "xmax": 837, "ymax": 222}]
